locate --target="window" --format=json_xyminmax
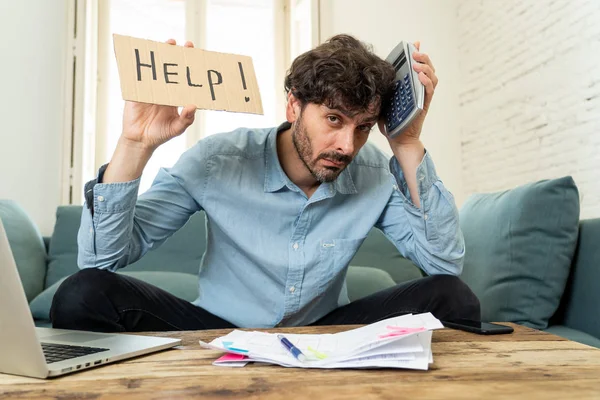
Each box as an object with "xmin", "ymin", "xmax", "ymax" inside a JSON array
[
  {"xmin": 91, "ymin": 0, "xmax": 286, "ymax": 195},
  {"xmin": 204, "ymin": 0, "xmax": 280, "ymax": 135},
  {"xmin": 98, "ymin": 0, "xmax": 187, "ymax": 195}
]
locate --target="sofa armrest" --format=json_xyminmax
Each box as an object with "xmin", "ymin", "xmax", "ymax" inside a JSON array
[
  {"xmin": 0, "ymin": 200, "xmax": 47, "ymax": 302},
  {"xmin": 554, "ymin": 219, "xmax": 600, "ymax": 340}
]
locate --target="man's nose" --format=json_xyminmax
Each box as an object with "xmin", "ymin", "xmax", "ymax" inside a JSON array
[{"xmin": 335, "ymin": 128, "xmax": 355, "ymax": 155}]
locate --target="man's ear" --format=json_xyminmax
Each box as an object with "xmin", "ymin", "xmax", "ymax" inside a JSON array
[{"xmin": 285, "ymin": 91, "xmax": 302, "ymax": 123}]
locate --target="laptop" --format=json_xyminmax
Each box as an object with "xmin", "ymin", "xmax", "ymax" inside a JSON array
[{"xmin": 0, "ymin": 219, "xmax": 181, "ymax": 378}]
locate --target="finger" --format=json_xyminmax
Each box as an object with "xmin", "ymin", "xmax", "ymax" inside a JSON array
[
  {"xmin": 413, "ymin": 62, "xmax": 438, "ymax": 88},
  {"xmin": 184, "ymin": 41, "xmax": 195, "ymax": 48},
  {"xmin": 181, "ymin": 104, "xmax": 197, "ymax": 121},
  {"xmin": 412, "ymin": 51, "xmax": 435, "ymax": 73},
  {"xmin": 418, "ymin": 71, "xmax": 435, "ymax": 105},
  {"xmin": 166, "ymin": 38, "xmax": 176, "ymax": 45},
  {"xmin": 170, "ymin": 105, "xmax": 197, "ymax": 136},
  {"xmin": 414, "ymin": 41, "xmax": 420, "ymax": 51}
]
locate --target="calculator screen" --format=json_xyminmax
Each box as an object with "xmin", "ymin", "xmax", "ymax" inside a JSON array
[{"xmin": 392, "ymin": 52, "xmax": 407, "ymax": 71}]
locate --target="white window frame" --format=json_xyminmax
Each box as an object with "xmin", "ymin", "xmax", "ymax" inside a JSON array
[
  {"xmin": 61, "ymin": 0, "xmax": 98, "ymax": 205},
  {"xmin": 287, "ymin": 0, "xmax": 321, "ymax": 62}
]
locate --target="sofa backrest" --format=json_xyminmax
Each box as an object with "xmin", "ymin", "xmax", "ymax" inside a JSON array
[
  {"xmin": 46, "ymin": 205, "xmax": 422, "ymax": 289},
  {"xmin": 551, "ymin": 218, "xmax": 600, "ymax": 339},
  {"xmin": 45, "ymin": 206, "xmax": 207, "ymax": 287}
]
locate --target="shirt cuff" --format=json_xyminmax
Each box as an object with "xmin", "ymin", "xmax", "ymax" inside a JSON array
[
  {"xmin": 83, "ymin": 164, "xmax": 140, "ymax": 214},
  {"xmin": 389, "ymin": 150, "xmax": 439, "ymax": 207},
  {"xmin": 84, "ymin": 164, "xmax": 108, "ymax": 212}
]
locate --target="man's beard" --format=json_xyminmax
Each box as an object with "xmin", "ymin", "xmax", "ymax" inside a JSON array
[{"xmin": 291, "ymin": 116, "xmax": 352, "ymax": 183}]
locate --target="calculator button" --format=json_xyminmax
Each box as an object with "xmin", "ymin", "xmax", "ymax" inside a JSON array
[{"xmin": 399, "ymin": 104, "xmax": 415, "ymax": 121}]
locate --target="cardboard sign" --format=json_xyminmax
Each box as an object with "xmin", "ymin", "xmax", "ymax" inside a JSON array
[{"xmin": 113, "ymin": 34, "xmax": 263, "ymax": 115}]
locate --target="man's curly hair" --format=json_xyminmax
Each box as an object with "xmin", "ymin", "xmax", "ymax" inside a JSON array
[{"xmin": 284, "ymin": 34, "xmax": 396, "ymax": 117}]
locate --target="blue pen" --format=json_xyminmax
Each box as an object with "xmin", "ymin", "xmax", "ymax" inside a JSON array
[{"xmin": 277, "ymin": 334, "xmax": 307, "ymax": 362}]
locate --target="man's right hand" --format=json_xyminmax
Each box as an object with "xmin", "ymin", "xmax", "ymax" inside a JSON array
[
  {"xmin": 103, "ymin": 39, "xmax": 197, "ymax": 184},
  {"xmin": 121, "ymin": 39, "xmax": 197, "ymax": 151}
]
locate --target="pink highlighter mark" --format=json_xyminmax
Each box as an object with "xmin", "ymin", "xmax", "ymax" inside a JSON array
[
  {"xmin": 378, "ymin": 326, "xmax": 426, "ymax": 339},
  {"xmin": 216, "ymin": 353, "xmax": 249, "ymax": 362}
]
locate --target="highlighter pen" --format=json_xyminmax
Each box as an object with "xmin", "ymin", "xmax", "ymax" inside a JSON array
[{"xmin": 277, "ymin": 334, "xmax": 307, "ymax": 362}]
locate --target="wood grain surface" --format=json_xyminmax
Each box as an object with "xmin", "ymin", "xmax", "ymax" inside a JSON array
[{"xmin": 1, "ymin": 323, "xmax": 599, "ymax": 400}]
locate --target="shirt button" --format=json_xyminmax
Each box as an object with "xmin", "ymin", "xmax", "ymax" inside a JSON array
[
  {"xmin": 292, "ymin": 243, "xmax": 299, "ymax": 250},
  {"xmin": 89, "ymin": 228, "xmax": 93, "ymax": 234},
  {"xmin": 97, "ymin": 195, "xmax": 105, "ymax": 202},
  {"xmin": 424, "ymin": 214, "xmax": 429, "ymax": 220},
  {"xmin": 393, "ymin": 185, "xmax": 398, "ymax": 191},
  {"xmin": 289, "ymin": 286, "xmax": 296, "ymax": 293}
]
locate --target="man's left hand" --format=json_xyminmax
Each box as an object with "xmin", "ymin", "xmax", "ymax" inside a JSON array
[{"xmin": 379, "ymin": 42, "xmax": 438, "ymax": 147}]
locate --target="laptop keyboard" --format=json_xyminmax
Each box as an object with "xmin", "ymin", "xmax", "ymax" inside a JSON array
[{"xmin": 42, "ymin": 342, "xmax": 109, "ymax": 364}]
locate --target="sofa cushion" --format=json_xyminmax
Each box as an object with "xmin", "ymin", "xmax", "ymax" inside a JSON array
[
  {"xmin": 45, "ymin": 206, "xmax": 207, "ymax": 288},
  {"xmin": 544, "ymin": 325, "xmax": 600, "ymax": 349},
  {"xmin": 346, "ymin": 266, "xmax": 396, "ymax": 301},
  {"xmin": 459, "ymin": 176, "xmax": 580, "ymax": 330},
  {"xmin": 349, "ymin": 228, "xmax": 423, "ymax": 283},
  {"xmin": 30, "ymin": 271, "xmax": 200, "ymax": 321},
  {"xmin": 0, "ymin": 200, "xmax": 47, "ymax": 301}
]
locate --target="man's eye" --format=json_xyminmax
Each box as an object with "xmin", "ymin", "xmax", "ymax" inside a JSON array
[
  {"xmin": 359, "ymin": 125, "xmax": 373, "ymax": 133},
  {"xmin": 327, "ymin": 115, "xmax": 339, "ymax": 123}
]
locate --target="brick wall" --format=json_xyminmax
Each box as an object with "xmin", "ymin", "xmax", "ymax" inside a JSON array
[{"xmin": 456, "ymin": 0, "xmax": 600, "ymax": 219}]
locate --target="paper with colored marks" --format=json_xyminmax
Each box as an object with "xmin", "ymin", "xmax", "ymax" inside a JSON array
[{"xmin": 200, "ymin": 312, "xmax": 443, "ymax": 370}]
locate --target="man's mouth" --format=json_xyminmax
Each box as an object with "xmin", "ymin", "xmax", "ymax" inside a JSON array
[
  {"xmin": 321, "ymin": 158, "xmax": 347, "ymax": 168},
  {"xmin": 318, "ymin": 151, "xmax": 352, "ymax": 168}
]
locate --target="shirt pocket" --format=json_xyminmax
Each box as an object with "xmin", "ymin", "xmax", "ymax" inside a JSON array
[{"xmin": 317, "ymin": 237, "xmax": 367, "ymax": 295}]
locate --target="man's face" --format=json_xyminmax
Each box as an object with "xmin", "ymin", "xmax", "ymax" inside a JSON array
[{"xmin": 291, "ymin": 103, "xmax": 378, "ymax": 183}]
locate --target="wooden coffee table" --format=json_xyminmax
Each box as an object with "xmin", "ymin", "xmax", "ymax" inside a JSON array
[{"xmin": 1, "ymin": 324, "xmax": 599, "ymax": 399}]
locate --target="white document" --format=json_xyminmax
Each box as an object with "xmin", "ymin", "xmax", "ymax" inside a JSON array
[{"xmin": 200, "ymin": 313, "xmax": 443, "ymax": 370}]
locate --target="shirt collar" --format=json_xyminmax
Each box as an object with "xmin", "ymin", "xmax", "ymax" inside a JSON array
[
  {"xmin": 332, "ymin": 166, "xmax": 358, "ymax": 195},
  {"xmin": 264, "ymin": 122, "xmax": 293, "ymax": 193},
  {"xmin": 263, "ymin": 122, "xmax": 357, "ymax": 195}
]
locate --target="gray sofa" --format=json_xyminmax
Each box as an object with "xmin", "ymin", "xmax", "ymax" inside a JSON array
[{"xmin": 1, "ymin": 175, "xmax": 598, "ymax": 347}]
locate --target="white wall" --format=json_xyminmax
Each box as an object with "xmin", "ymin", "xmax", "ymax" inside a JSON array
[
  {"xmin": 319, "ymin": 0, "xmax": 465, "ymax": 205},
  {"xmin": 457, "ymin": 0, "xmax": 600, "ymax": 219},
  {"xmin": 0, "ymin": 1, "xmax": 68, "ymax": 235}
]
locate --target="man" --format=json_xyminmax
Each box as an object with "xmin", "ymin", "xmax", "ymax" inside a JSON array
[{"xmin": 51, "ymin": 34, "xmax": 480, "ymax": 332}]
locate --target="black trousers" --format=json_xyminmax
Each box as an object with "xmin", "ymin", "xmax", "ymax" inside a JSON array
[{"xmin": 50, "ymin": 269, "xmax": 480, "ymax": 332}]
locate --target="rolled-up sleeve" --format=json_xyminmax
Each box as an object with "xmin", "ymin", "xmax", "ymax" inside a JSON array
[
  {"xmin": 77, "ymin": 141, "xmax": 205, "ymax": 271},
  {"xmin": 375, "ymin": 151, "xmax": 465, "ymax": 276}
]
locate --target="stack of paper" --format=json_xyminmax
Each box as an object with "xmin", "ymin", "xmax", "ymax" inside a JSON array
[{"xmin": 199, "ymin": 312, "xmax": 443, "ymax": 370}]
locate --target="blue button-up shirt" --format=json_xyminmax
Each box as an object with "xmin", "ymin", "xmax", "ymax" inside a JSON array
[{"xmin": 78, "ymin": 123, "xmax": 464, "ymax": 328}]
